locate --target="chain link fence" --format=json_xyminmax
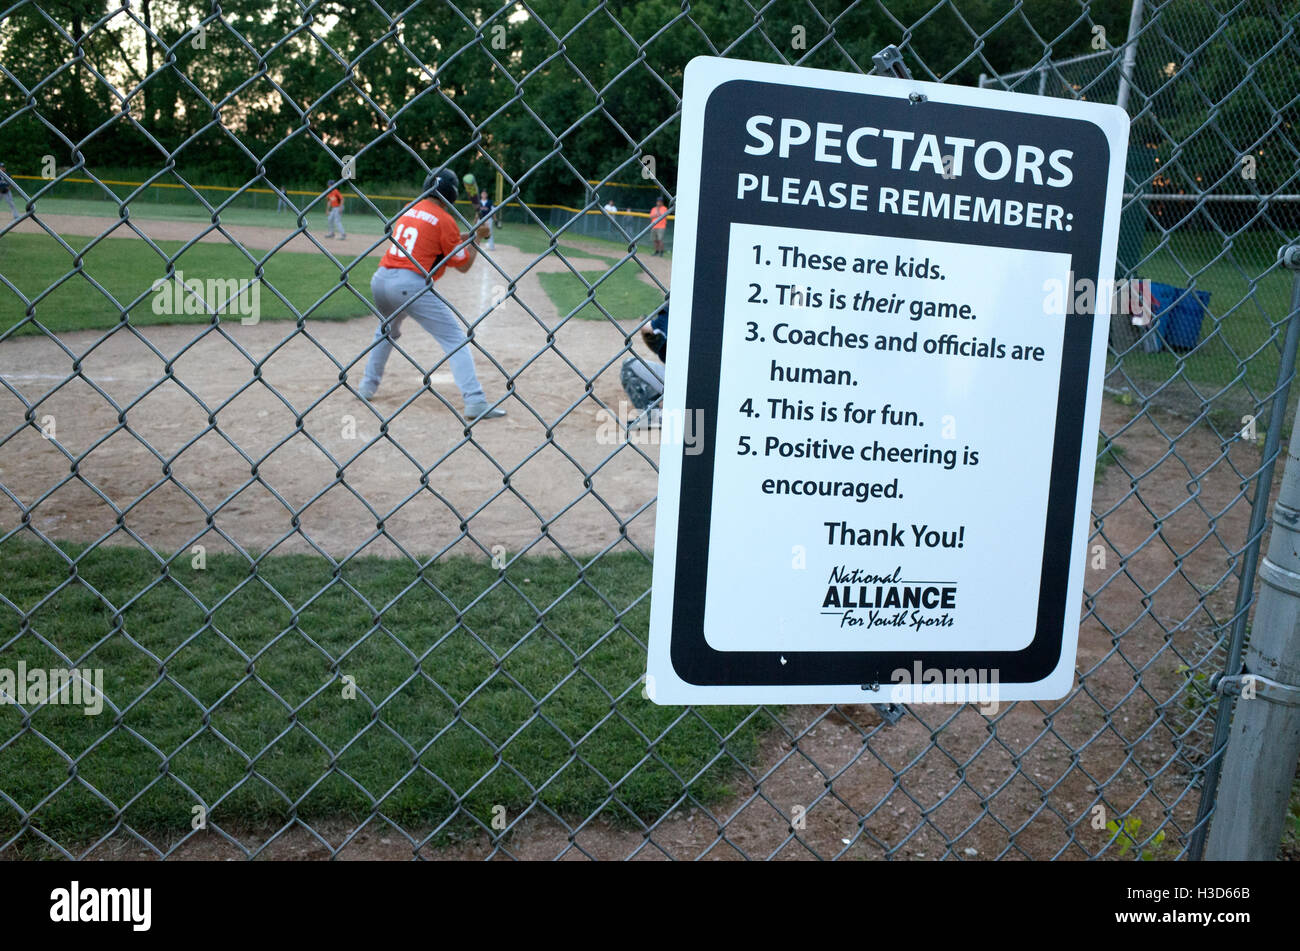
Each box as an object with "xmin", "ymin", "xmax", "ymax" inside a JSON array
[{"xmin": 0, "ymin": 0, "xmax": 1297, "ymax": 860}]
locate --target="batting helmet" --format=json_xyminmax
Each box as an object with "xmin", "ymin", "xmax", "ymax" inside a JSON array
[{"xmin": 425, "ymin": 168, "xmax": 459, "ymax": 205}]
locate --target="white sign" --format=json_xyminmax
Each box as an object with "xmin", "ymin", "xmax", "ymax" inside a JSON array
[{"xmin": 647, "ymin": 57, "xmax": 1129, "ymax": 706}]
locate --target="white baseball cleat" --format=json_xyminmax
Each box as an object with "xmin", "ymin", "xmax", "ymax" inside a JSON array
[
  {"xmin": 465, "ymin": 401, "xmax": 506, "ymax": 420},
  {"xmin": 357, "ymin": 381, "xmax": 377, "ymax": 400}
]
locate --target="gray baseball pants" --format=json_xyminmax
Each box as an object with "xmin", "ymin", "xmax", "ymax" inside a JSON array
[{"xmin": 362, "ymin": 266, "xmax": 485, "ymax": 404}]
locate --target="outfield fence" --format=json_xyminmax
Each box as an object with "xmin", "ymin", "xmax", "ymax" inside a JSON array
[{"xmin": 0, "ymin": 0, "xmax": 1298, "ymax": 860}]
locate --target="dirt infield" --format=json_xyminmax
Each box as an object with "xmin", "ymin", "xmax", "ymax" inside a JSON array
[{"xmin": 0, "ymin": 214, "xmax": 665, "ymax": 559}]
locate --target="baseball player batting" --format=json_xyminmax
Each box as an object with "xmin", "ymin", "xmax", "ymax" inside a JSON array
[{"xmin": 357, "ymin": 168, "xmax": 504, "ymax": 420}]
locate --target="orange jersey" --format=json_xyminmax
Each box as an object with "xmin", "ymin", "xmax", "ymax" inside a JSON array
[
  {"xmin": 651, "ymin": 205, "xmax": 668, "ymax": 229},
  {"xmin": 379, "ymin": 199, "xmax": 469, "ymax": 279},
  {"xmin": 327, "ymin": 188, "xmax": 343, "ymax": 208}
]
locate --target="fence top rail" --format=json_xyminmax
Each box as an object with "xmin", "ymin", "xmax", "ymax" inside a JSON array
[
  {"xmin": 980, "ymin": 47, "xmax": 1114, "ymax": 85},
  {"xmin": 1123, "ymin": 193, "xmax": 1300, "ymax": 202}
]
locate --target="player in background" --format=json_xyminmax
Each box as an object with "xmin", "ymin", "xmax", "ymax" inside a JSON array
[
  {"xmin": 356, "ymin": 168, "xmax": 506, "ymax": 421},
  {"xmin": 650, "ymin": 197, "xmax": 668, "ymax": 256},
  {"xmin": 0, "ymin": 164, "xmax": 17, "ymax": 219},
  {"xmin": 476, "ymin": 189, "xmax": 496, "ymax": 250},
  {"xmin": 325, "ymin": 180, "xmax": 345, "ymax": 238},
  {"xmin": 602, "ymin": 197, "xmax": 620, "ymax": 239}
]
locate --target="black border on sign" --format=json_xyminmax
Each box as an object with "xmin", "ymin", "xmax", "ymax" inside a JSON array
[{"xmin": 668, "ymin": 79, "xmax": 1110, "ymax": 688}]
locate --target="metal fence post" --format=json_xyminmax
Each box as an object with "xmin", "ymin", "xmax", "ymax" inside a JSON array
[
  {"xmin": 1115, "ymin": 0, "xmax": 1146, "ymax": 113},
  {"xmin": 1204, "ymin": 245, "xmax": 1300, "ymax": 860}
]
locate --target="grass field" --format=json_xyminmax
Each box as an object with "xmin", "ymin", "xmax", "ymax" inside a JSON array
[
  {"xmin": 539, "ymin": 251, "xmax": 666, "ymax": 324},
  {"xmin": 0, "ymin": 232, "xmax": 375, "ymax": 335},
  {"xmin": 495, "ymin": 224, "xmax": 670, "ymax": 323},
  {"xmin": 0, "ymin": 539, "xmax": 764, "ymax": 849},
  {"xmin": 1112, "ymin": 231, "xmax": 1295, "ymax": 395},
  {"xmin": 0, "ymin": 200, "xmax": 664, "ymax": 333}
]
